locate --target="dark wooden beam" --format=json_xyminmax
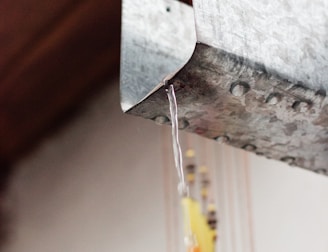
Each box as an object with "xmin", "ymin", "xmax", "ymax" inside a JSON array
[{"xmin": 0, "ymin": 0, "xmax": 121, "ymax": 167}]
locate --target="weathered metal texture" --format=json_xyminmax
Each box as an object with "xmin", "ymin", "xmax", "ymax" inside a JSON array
[
  {"xmin": 120, "ymin": 0, "xmax": 196, "ymax": 112},
  {"xmin": 121, "ymin": 0, "xmax": 328, "ymax": 175},
  {"xmin": 193, "ymin": 0, "xmax": 328, "ymax": 91},
  {"xmin": 128, "ymin": 43, "xmax": 328, "ymax": 174}
]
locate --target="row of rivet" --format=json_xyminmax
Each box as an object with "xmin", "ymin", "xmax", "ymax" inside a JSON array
[
  {"xmin": 214, "ymin": 134, "xmax": 327, "ymax": 174},
  {"xmin": 215, "ymin": 135, "xmax": 299, "ymax": 164},
  {"xmin": 228, "ymin": 81, "xmax": 320, "ymax": 171},
  {"xmin": 230, "ymin": 81, "xmax": 315, "ymax": 112},
  {"xmin": 153, "ymin": 115, "xmax": 189, "ymax": 129},
  {"xmin": 153, "ymin": 81, "xmax": 326, "ymax": 175},
  {"xmin": 315, "ymin": 168, "xmax": 328, "ymax": 175},
  {"xmin": 154, "ymin": 115, "xmax": 326, "ymax": 175}
]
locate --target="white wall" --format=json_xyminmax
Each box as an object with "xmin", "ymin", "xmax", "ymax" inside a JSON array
[
  {"xmin": 3, "ymin": 80, "xmax": 166, "ymax": 252},
  {"xmin": 3, "ymin": 79, "xmax": 328, "ymax": 252},
  {"xmin": 250, "ymin": 156, "xmax": 328, "ymax": 252}
]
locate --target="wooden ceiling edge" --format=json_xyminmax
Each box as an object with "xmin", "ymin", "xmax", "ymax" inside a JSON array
[
  {"xmin": 0, "ymin": 0, "xmax": 85, "ymax": 81},
  {"xmin": 0, "ymin": 0, "xmax": 118, "ymax": 85},
  {"xmin": 0, "ymin": 0, "xmax": 121, "ymax": 166},
  {"xmin": 4, "ymin": 52, "xmax": 121, "ymax": 167}
]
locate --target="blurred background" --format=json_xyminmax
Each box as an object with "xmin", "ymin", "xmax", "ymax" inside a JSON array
[{"xmin": 0, "ymin": 0, "xmax": 328, "ymax": 252}]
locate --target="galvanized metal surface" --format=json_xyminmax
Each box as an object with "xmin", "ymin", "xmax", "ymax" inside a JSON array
[
  {"xmin": 194, "ymin": 0, "xmax": 328, "ymax": 91},
  {"xmin": 120, "ymin": 0, "xmax": 196, "ymax": 112},
  {"xmin": 121, "ymin": 0, "xmax": 328, "ymax": 175},
  {"xmin": 128, "ymin": 43, "xmax": 328, "ymax": 174}
]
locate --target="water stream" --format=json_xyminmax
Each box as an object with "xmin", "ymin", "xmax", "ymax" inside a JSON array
[
  {"xmin": 166, "ymin": 84, "xmax": 197, "ymax": 250},
  {"xmin": 166, "ymin": 84, "xmax": 188, "ymax": 196}
]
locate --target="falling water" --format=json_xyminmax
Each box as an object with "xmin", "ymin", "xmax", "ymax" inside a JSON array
[
  {"xmin": 166, "ymin": 84, "xmax": 197, "ymax": 250},
  {"xmin": 166, "ymin": 84, "xmax": 188, "ymax": 196},
  {"xmin": 166, "ymin": 84, "xmax": 220, "ymax": 252}
]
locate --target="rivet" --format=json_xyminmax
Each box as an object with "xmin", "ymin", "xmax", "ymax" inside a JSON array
[
  {"xmin": 214, "ymin": 135, "xmax": 230, "ymax": 143},
  {"xmin": 315, "ymin": 89, "xmax": 326, "ymax": 98},
  {"xmin": 178, "ymin": 119, "xmax": 189, "ymax": 130},
  {"xmin": 281, "ymin": 156, "xmax": 295, "ymax": 165},
  {"xmin": 266, "ymin": 93, "xmax": 281, "ymax": 105},
  {"xmin": 154, "ymin": 115, "xmax": 169, "ymax": 125},
  {"xmin": 242, "ymin": 144, "xmax": 257, "ymax": 151},
  {"xmin": 292, "ymin": 101, "xmax": 310, "ymax": 113},
  {"xmin": 230, "ymin": 81, "xmax": 250, "ymax": 97},
  {"xmin": 314, "ymin": 168, "xmax": 327, "ymax": 175}
]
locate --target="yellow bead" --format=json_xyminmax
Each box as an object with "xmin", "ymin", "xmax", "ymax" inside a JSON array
[
  {"xmin": 187, "ymin": 173, "xmax": 195, "ymax": 182},
  {"xmin": 201, "ymin": 188, "xmax": 208, "ymax": 197},
  {"xmin": 207, "ymin": 204, "xmax": 216, "ymax": 212},
  {"xmin": 199, "ymin": 165, "xmax": 208, "ymax": 174},
  {"xmin": 185, "ymin": 149, "xmax": 196, "ymax": 158}
]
